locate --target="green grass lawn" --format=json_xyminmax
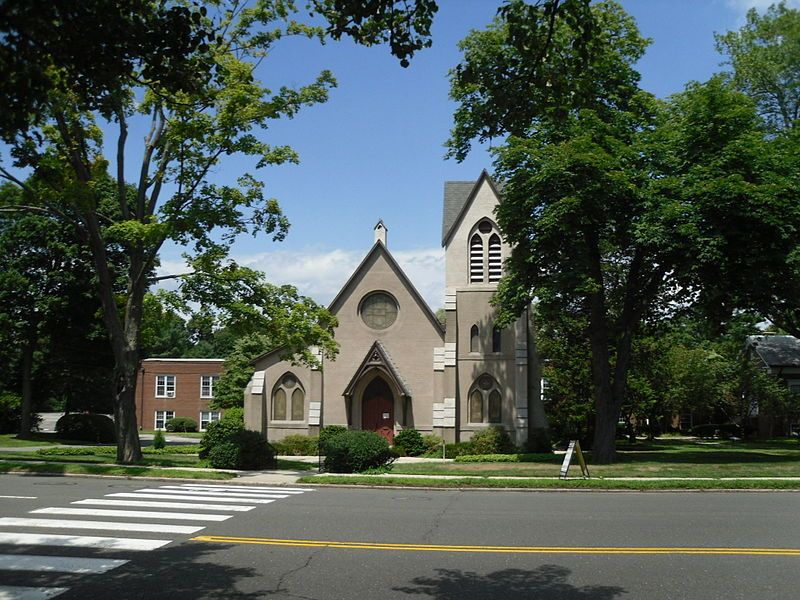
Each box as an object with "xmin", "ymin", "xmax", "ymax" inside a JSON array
[
  {"xmin": 301, "ymin": 475, "xmax": 800, "ymax": 490},
  {"xmin": 0, "ymin": 446, "xmax": 206, "ymax": 468},
  {"xmin": 0, "ymin": 433, "xmax": 77, "ymax": 447},
  {"xmin": 0, "ymin": 461, "xmax": 235, "ymax": 479},
  {"xmin": 0, "ymin": 444, "xmax": 314, "ymax": 474},
  {"xmin": 276, "ymin": 459, "xmax": 317, "ymax": 471},
  {"xmin": 388, "ymin": 438, "xmax": 800, "ymax": 479}
]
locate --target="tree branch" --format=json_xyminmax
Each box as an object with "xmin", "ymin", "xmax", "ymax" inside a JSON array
[{"xmin": 116, "ymin": 106, "xmax": 129, "ymax": 219}]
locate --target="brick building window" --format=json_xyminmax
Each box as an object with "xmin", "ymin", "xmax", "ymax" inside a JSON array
[
  {"xmin": 200, "ymin": 411, "xmax": 221, "ymax": 430},
  {"xmin": 200, "ymin": 375, "xmax": 219, "ymax": 398},
  {"xmin": 155, "ymin": 410, "xmax": 175, "ymax": 430},
  {"xmin": 155, "ymin": 375, "xmax": 176, "ymax": 398}
]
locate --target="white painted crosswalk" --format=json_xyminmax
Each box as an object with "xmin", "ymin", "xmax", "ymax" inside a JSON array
[
  {"xmin": 32, "ymin": 507, "xmax": 232, "ymax": 522},
  {"xmin": 0, "ymin": 482, "xmax": 311, "ymax": 599}
]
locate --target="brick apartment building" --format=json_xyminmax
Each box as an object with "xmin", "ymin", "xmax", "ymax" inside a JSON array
[{"xmin": 136, "ymin": 358, "xmax": 225, "ymax": 431}]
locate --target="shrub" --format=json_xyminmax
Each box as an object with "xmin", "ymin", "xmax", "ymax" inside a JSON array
[
  {"xmin": 422, "ymin": 434, "xmax": 445, "ymax": 457},
  {"xmin": 199, "ymin": 419, "xmax": 276, "ymax": 469},
  {"xmin": 470, "ymin": 426, "xmax": 515, "ymax": 454},
  {"xmin": 55, "ymin": 413, "xmax": 115, "ymax": 443},
  {"xmin": 318, "ymin": 425, "xmax": 348, "ymax": 452},
  {"xmin": 0, "ymin": 393, "xmax": 21, "ymax": 434},
  {"xmin": 199, "ymin": 419, "xmax": 243, "ymax": 459},
  {"xmin": 324, "ymin": 430, "xmax": 394, "ymax": 473},
  {"xmin": 690, "ymin": 423, "xmax": 741, "ymax": 439},
  {"xmin": 235, "ymin": 429, "xmax": 276, "ymax": 470},
  {"xmin": 165, "ymin": 417, "xmax": 197, "ymax": 432},
  {"xmin": 207, "ymin": 442, "xmax": 241, "ymax": 469},
  {"xmin": 444, "ymin": 442, "xmax": 474, "ymax": 459},
  {"xmin": 153, "ymin": 429, "xmax": 166, "ymax": 449},
  {"xmin": 393, "ymin": 428, "xmax": 426, "ymax": 456},
  {"xmin": 273, "ymin": 434, "xmax": 318, "ymax": 456},
  {"xmin": 221, "ymin": 407, "xmax": 244, "ymax": 424},
  {"xmin": 455, "ymin": 453, "xmax": 522, "ymax": 463}
]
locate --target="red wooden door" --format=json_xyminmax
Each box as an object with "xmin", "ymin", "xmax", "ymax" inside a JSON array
[{"xmin": 363, "ymin": 394, "xmax": 394, "ymax": 444}]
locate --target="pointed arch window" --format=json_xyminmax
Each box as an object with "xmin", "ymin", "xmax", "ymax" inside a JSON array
[
  {"xmin": 469, "ymin": 234, "xmax": 484, "ymax": 283},
  {"xmin": 488, "ymin": 234, "xmax": 502, "ymax": 282},
  {"xmin": 470, "ymin": 324, "xmax": 480, "ymax": 353},
  {"xmin": 272, "ymin": 373, "xmax": 305, "ymax": 422},
  {"xmin": 469, "ymin": 389, "xmax": 484, "ymax": 423},
  {"xmin": 492, "ymin": 326, "xmax": 502, "ymax": 353},
  {"xmin": 468, "ymin": 374, "xmax": 503, "ymax": 424}
]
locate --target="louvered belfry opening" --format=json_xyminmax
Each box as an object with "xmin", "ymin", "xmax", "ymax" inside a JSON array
[
  {"xmin": 488, "ymin": 233, "xmax": 502, "ymax": 282},
  {"xmin": 470, "ymin": 234, "xmax": 484, "ymax": 283}
]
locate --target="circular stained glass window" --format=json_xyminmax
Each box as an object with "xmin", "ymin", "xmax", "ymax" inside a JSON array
[{"xmin": 361, "ymin": 292, "xmax": 398, "ymax": 329}]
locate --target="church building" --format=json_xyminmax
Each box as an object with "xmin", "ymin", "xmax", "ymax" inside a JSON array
[{"xmin": 244, "ymin": 171, "xmax": 540, "ymax": 446}]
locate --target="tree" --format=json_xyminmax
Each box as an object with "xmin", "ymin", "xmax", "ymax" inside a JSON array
[
  {"xmin": 716, "ymin": 1, "xmax": 800, "ymax": 131},
  {"xmin": 140, "ymin": 292, "xmax": 192, "ymax": 359},
  {"xmin": 0, "ymin": 183, "xmax": 117, "ymax": 434},
  {"xmin": 0, "ymin": 1, "xmax": 435, "ymax": 462},
  {"xmin": 448, "ymin": 1, "xmax": 798, "ymax": 462},
  {"xmin": 449, "ymin": 1, "xmax": 661, "ymax": 462},
  {"xmin": 665, "ymin": 77, "xmax": 800, "ymax": 338},
  {"xmin": 714, "ymin": 2, "xmax": 800, "ymax": 336}
]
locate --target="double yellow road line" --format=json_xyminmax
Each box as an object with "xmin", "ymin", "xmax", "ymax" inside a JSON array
[{"xmin": 191, "ymin": 536, "xmax": 800, "ymax": 556}]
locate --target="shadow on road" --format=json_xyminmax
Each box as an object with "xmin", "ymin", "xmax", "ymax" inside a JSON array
[
  {"xmin": 54, "ymin": 541, "xmax": 264, "ymax": 599},
  {"xmin": 394, "ymin": 565, "xmax": 626, "ymax": 599}
]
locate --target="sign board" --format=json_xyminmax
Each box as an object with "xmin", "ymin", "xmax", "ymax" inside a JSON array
[{"xmin": 559, "ymin": 440, "xmax": 590, "ymax": 479}]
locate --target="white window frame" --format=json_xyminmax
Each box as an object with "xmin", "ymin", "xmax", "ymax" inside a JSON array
[
  {"xmin": 200, "ymin": 375, "xmax": 219, "ymax": 398},
  {"xmin": 155, "ymin": 375, "xmax": 176, "ymax": 398},
  {"xmin": 199, "ymin": 411, "xmax": 221, "ymax": 431},
  {"xmin": 154, "ymin": 410, "xmax": 175, "ymax": 430}
]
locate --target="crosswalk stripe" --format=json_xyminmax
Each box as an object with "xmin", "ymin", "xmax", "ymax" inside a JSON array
[
  {"xmin": 0, "ymin": 532, "xmax": 170, "ymax": 551},
  {"xmin": 107, "ymin": 492, "xmax": 275, "ymax": 505},
  {"xmin": 0, "ymin": 585, "xmax": 67, "ymax": 599},
  {"xmin": 137, "ymin": 488, "xmax": 289, "ymax": 499},
  {"xmin": 0, "ymin": 517, "xmax": 203, "ymax": 535},
  {"xmin": 172, "ymin": 484, "xmax": 309, "ymax": 494},
  {"xmin": 0, "ymin": 554, "xmax": 128, "ymax": 574},
  {"xmin": 72, "ymin": 499, "xmax": 255, "ymax": 512},
  {"xmin": 31, "ymin": 508, "xmax": 232, "ymax": 522}
]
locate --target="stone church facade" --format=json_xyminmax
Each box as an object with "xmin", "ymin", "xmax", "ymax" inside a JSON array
[{"xmin": 244, "ymin": 171, "xmax": 540, "ymax": 446}]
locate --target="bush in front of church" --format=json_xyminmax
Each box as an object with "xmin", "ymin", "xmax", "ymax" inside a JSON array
[
  {"xmin": 323, "ymin": 430, "xmax": 394, "ymax": 473},
  {"xmin": 318, "ymin": 425, "xmax": 349, "ymax": 453},
  {"xmin": 470, "ymin": 426, "xmax": 516, "ymax": 454},
  {"xmin": 393, "ymin": 428, "xmax": 426, "ymax": 456},
  {"xmin": 200, "ymin": 419, "xmax": 276, "ymax": 470}
]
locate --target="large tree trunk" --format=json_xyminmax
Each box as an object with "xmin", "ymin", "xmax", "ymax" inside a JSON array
[
  {"xmin": 526, "ymin": 305, "xmax": 551, "ymax": 452},
  {"xmin": 18, "ymin": 335, "xmax": 36, "ymax": 439},
  {"xmin": 81, "ymin": 212, "xmax": 144, "ymax": 464},
  {"xmin": 114, "ymin": 353, "xmax": 142, "ymax": 463}
]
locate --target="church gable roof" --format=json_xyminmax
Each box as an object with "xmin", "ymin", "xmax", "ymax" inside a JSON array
[
  {"xmin": 441, "ymin": 170, "xmax": 503, "ymax": 247},
  {"xmin": 342, "ymin": 340, "xmax": 412, "ymax": 398},
  {"xmin": 328, "ymin": 240, "xmax": 445, "ymax": 336}
]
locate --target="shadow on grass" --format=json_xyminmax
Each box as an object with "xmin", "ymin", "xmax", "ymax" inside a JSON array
[
  {"xmin": 612, "ymin": 450, "xmax": 800, "ymax": 465},
  {"xmin": 394, "ymin": 565, "xmax": 626, "ymax": 599}
]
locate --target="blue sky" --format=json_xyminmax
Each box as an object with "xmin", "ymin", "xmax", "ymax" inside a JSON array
[
  {"xmin": 45, "ymin": 1, "xmax": 800, "ymax": 309},
  {"xmin": 192, "ymin": 0, "xmax": 792, "ymax": 310}
]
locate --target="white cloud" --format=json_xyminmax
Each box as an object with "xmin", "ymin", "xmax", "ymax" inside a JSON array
[
  {"xmin": 235, "ymin": 246, "xmax": 445, "ymax": 309},
  {"xmin": 154, "ymin": 245, "xmax": 446, "ymax": 309}
]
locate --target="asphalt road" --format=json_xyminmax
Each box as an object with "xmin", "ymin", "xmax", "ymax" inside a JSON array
[{"xmin": 1, "ymin": 475, "xmax": 799, "ymax": 599}]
